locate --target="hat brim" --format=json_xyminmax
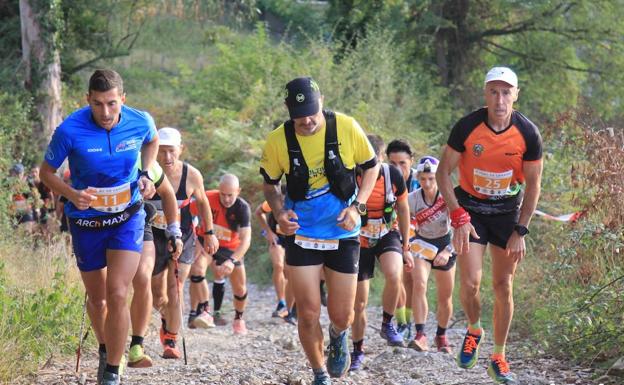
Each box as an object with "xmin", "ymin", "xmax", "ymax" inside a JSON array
[{"xmin": 288, "ymin": 101, "xmax": 320, "ymax": 119}]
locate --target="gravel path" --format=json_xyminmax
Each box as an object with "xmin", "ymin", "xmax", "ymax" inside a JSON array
[{"xmin": 30, "ymin": 283, "xmax": 614, "ymax": 385}]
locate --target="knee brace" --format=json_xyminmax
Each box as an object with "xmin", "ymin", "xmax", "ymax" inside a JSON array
[
  {"xmin": 234, "ymin": 292, "xmax": 248, "ymax": 301},
  {"xmin": 190, "ymin": 275, "xmax": 205, "ymax": 283}
]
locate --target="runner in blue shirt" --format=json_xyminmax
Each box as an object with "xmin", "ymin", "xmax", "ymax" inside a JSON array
[{"xmin": 39, "ymin": 69, "xmax": 160, "ymax": 385}]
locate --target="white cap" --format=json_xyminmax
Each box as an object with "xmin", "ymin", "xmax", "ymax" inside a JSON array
[
  {"xmin": 158, "ymin": 127, "xmax": 182, "ymax": 146},
  {"xmin": 484, "ymin": 66, "xmax": 518, "ymax": 88}
]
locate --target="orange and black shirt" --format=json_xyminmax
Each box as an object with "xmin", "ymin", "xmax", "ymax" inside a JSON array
[
  {"xmin": 448, "ymin": 108, "xmax": 542, "ymax": 200},
  {"xmin": 357, "ymin": 164, "xmax": 407, "ymax": 248},
  {"xmin": 196, "ymin": 190, "xmax": 251, "ymax": 251}
]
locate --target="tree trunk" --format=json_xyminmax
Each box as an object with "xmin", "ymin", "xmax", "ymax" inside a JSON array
[{"xmin": 19, "ymin": 0, "xmax": 63, "ymax": 144}]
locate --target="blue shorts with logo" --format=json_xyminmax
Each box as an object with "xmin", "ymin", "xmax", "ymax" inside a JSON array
[{"xmin": 69, "ymin": 209, "xmax": 146, "ymax": 272}]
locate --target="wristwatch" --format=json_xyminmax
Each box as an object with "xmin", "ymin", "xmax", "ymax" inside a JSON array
[
  {"xmin": 514, "ymin": 224, "xmax": 530, "ymax": 236},
  {"xmin": 139, "ymin": 170, "xmax": 153, "ymax": 181},
  {"xmin": 204, "ymin": 229, "xmax": 215, "ymax": 236},
  {"xmin": 351, "ymin": 200, "xmax": 367, "ymax": 216}
]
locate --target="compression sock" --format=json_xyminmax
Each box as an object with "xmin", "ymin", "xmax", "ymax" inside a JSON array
[{"xmin": 213, "ymin": 280, "xmax": 226, "ymax": 312}]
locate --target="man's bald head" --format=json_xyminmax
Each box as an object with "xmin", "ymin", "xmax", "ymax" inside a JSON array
[
  {"xmin": 218, "ymin": 173, "xmax": 241, "ymax": 208},
  {"xmin": 219, "ymin": 173, "xmax": 240, "ymax": 189}
]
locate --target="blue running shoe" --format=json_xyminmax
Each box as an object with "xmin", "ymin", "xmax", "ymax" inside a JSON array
[
  {"xmin": 100, "ymin": 371, "xmax": 120, "ymax": 385},
  {"xmin": 312, "ymin": 372, "xmax": 332, "ymax": 385},
  {"xmin": 349, "ymin": 351, "xmax": 364, "ymax": 371},
  {"xmin": 457, "ymin": 329, "xmax": 484, "ymax": 369},
  {"xmin": 326, "ymin": 327, "xmax": 350, "ymax": 378},
  {"xmin": 487, "ymin": 356, "xmax": 517, "ymax": 384},
  {"xmin": 380, "ymin": 322, "xmax": 405, "ymax": 347}
]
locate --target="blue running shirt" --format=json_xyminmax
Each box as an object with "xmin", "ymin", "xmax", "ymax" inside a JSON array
[{"xmin": 45, "ymin": 105, "xmax": 156, "ymax": 218}]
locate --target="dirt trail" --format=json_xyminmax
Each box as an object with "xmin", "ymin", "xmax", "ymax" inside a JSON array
[{"xmin": 30, "ymin": 283, "xmax": 610, "ymax": 385}]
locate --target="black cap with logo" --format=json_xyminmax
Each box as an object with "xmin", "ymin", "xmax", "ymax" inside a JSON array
[{"xmin": 284, "ymin": 77, "xmax": 321, "ymax": 119}]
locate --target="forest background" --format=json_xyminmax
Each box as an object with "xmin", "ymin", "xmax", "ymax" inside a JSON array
[{"xmin": 0, "ymin": 1, "xmax": 623, "ymax": 383}]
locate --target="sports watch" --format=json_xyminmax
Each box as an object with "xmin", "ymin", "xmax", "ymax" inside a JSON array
[
  {"xmin": 514, "ymin": 224, "xmax": 530, "ymax": 236},
  {"xmin": 204, "ymin": 229, "xmax": 215, "ymax": 236},
  {"xmin": 351, "ymin": 200, "xmax": 367, "ymax": 216}
]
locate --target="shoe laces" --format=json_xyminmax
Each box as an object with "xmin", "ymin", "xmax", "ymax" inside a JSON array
[
  {"xmin": 385, "ymin": 322, "xmax": 399, "ymax": 335},
  {"xmin": 492, "ymin": 357, "xmax": 510, "ymax": 375},
  {"xmin": 462, "ymin": 335, "xmax": 478, "ymax": 354}
]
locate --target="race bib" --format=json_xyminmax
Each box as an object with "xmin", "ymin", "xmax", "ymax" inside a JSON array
[
  {"xmin": 473, "ymin": 169, "xmax": 513, "ymax": 197},
  {"xmin": 410, "ymin": 239, "xmax": 439, "ymax": 261},
  {"xmin": 294, "ymin": 235, "xmax": 339, "ymax": 251},
  {"xmin": 89, "ymin": 183, "xmax": 131, "ymax": 213},
  {"xmin": 215, "ymin": 224, "xmax": 232, "ymax": 242},
  {"xmin": 360, "ymin": 218, "xmax": 389, "ymax": 240},
  {"xmin": 152, "ymin": 210, "xmax": 181, "ymax": 230}
]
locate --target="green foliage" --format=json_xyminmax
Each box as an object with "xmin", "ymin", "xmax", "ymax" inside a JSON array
[{"xmin": 0, "ymin": 257, "xmax": 84, "ymax": 383}]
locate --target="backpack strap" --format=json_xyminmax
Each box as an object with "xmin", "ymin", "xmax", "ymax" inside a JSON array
[
  {"xmin": 382, "ymin": 163, "xmax": 396, "ymax": 205},
  {"xmin": 284, "ymin": 120, "xmax": 309, "ymax": 201},
  {"xmin": 324, "ymin": 110, "xmax": 338, "ymax": 158}
]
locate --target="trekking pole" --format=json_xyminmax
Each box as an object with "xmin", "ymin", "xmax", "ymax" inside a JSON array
[
  {"xmin": 75, "ymin": 292, "xmax": 88, "ymax": 372},
  {"xmin": 174, "ymin": 259, "xmax": 188, "ymax": 365}
]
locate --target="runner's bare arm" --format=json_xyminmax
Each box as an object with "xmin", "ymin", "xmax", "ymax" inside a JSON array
[
  {"xmin": 436, "ymin": 146, "xmax": 461, "ymax": 211},
  {"xmin": 517, "ymin": 160, "xmax": 543, "ymax": 228},
  {"xmin": 254, "ymin": 204, "xmax": 271, "ymax": 233},
  {"xmin": 156, "ymin": 174, "xmax": 183, "ymax": 258},
  {"xmin": 254, "ymin": 203, "xmax": 277, "ymax": 244},
  {"xmin": 189, "ymin": 167, "xmax": 219, "ymax": 254},
  {"xmin": 437, "ymin": 145, "xmax": 479, "ymax": 254},
  {"xmin": 338, "ymin": 161, "xmax": 380, "ymax": 231},
  {"xmin": 140, "ymin": 136, "xmax": 159, "ymax": 176},
  {"xmin": 39, "ymin": 161, "xmax": 96, "ymax": 210},
  {"xmin": 396, "ymin": 198, "xmax": 414, "ymax": 271},
  {"xmin": 355, "ymin": 161, "xmax": 380, "ymax": 205},
  {"xmin": 230, "ymin": 227, "xmax": 251, "ymax": 262},
  {"xmin": 506, "ymin": 159, "xmax": 543, "ymax": 263},
  {"xmin": 396, "ymin": 198, "xmax": 411, "ymax": 253},
  {"xmin": 263, "ymin": 182, "xmax": 299, "ymax": 235}
]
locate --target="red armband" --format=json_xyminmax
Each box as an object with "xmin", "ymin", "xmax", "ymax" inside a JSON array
[{"xmin": 450, "ymin": 207, "xmax": 471, "ymax": 229}]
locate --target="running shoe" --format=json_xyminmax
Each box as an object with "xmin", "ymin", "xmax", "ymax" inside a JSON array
[
  {"xmin": 398, "ymin": 321, "xmax": 413, "ymax": 342},
  {"xmin": 435, "ymin": 334, "xmax": 452, "ymax": 354},
  {"xmin": 128, "ymin": 344, "xmax": 153, "ymax": 368},
  {"xmin": 162, "ymin": 335, "xmax": 181, "ymax": 359},
  {"xmin": 380, "ymin": 322, "xmax": 405, "ymax": 347},
  {"xmin": 272, "ymin": 303, "xmax": 289, "ymax": 318},
  {"xmin": 487, "ymin": 356, "xmax": 517, "ymax": 384},
  {"xmin": 457, "ymin": 329, "xmax": 484, "ymax": 369},
  {"xmin": 284, "ymin": 311, "xmax": 297, "ymax": 325},
  {"xmin": 100, "ymin": 371, "xmax": 120, "ymax": 385},
  {"xmin": 326, "ymin": 327, "xmax": 350, "ymax": 378},
  {"xmin": 96, "ymin": 350, "xmax": 106, "ymax": 385},
  {"xmin": 233, "ymin": 318, "xmax": 248, "ymax": 335},
  {"xmin": 214, "ymin": 311, "xmax": 228, "ymax": 326},
  {"xmin": 408, "ymin": 332, "xmax": 429, "ymax": 351},
  {"xmin": 349, "ymin": 351, "xmax": 364, "ymax": 371},
  {"xmin": 312, "ymin": 372, "xmax": 332, "ymax": 385},
  {"xmin": 191, "ymin": 310, "xmax": 216, "ymax": 329}
]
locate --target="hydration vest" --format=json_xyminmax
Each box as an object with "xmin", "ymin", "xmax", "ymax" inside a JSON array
[
  {"xmin": 284, "ymin": 110, "xmax": 356, "ymax": 202},
  {"xmin": 361, "ymin": 163, "xmax": 397, "ymax": 227}
]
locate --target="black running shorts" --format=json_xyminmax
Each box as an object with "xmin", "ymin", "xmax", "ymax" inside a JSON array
[
  {"xmin": 285, "ymin": 235, "xmax": 360, "ymax": 274},
  {"xmin": 467, "ymin": 209, "xmax": 520, "ymax": 250},
  {"xmin": 358, "ymin": 230, "xmax": 403, "ymax": 281},
  {"xmin": 416, "ymin": 233, "xmax": 457, "ymax": 271}
]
